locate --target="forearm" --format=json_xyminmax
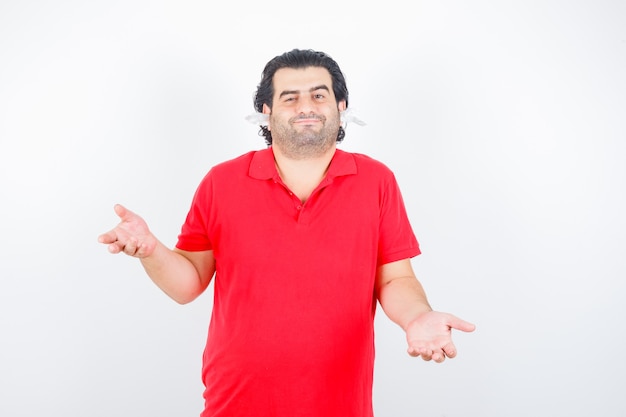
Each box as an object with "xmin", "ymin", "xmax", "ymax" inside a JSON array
[
  {"xmin": 377, "ymin": 276, "xmax": 433, "ymax": 331},
  {"xmin": 139, "ymin": 241, "xmax": 206, "ymax": 304}
]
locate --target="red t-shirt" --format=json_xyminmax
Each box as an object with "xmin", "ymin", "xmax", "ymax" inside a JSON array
[{"xmin": 177, "ymin": 148, "xmax": 420, "ymax": 417}]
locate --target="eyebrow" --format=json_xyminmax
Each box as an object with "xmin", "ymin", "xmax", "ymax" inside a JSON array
[{"xmin": 278, "ymin": 84, "xmax": 330, "ymax": 99}]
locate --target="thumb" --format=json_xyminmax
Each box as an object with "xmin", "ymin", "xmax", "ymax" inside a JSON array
[
  {"xmin": 447, "ymin": 315, "xmax": 476, "ymax": 333},
  {"xmin": 113, "ymin": 204, "xmax": 134, "ymax": 222}
]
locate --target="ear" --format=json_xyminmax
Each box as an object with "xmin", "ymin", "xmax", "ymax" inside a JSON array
[
  {"xmin": 338, "ymin": 100, "xmax": 347, "ymax": 112},
  {"xmin": 262, "ymin": 104, "xmax": 271, "ymax": 130}
]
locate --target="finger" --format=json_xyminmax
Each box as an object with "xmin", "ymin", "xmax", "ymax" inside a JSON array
[
  {"xmin": 418, "ymin": 347, "xmax": 433, "ymax": 361},
  {"xmin": 123, "ymin": 237, "xmax": 139, "ymax": 256},
  {"xmin": 408, "ymin": 342, "xmax": 434, "ymax": 359},
  {"xmin": 134, "ymin": 242, "xmax": 151, "ymax": 258},
  {"xmin": 98, "ymin": 231, "xmax": 118, "ymax": 244},
  {"xmin": 407, "ymin": 346, "xmax": 420, "ymax": 357},
  {"xmin": 442, "ymin": 342, "xmax": 457, "ymax": 359},
  {"xmin": 107, "ymin": 242, "xmax": 123, "ymax": 254},
  {"xmin": 448, "ymin": 315, "xmax": 476, "ymax": 333},
  {"xmin": 432, "ymin": 351, "xmax": 446, "ymax": 363}
]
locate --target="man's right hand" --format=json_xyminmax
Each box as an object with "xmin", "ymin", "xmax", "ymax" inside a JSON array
[{"xmin": 98, "ymin": 204, "xmax": 157, "ymax": 258}]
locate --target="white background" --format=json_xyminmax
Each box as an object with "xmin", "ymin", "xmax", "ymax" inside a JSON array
[{"xmin": 1, "ymin": 1, "xmax": 625, "ymax": 416}]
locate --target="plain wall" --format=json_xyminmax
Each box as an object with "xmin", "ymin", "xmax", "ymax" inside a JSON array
[{"xmin": 1, "ymin": 1, "xmax": 625, "ymax": 416}]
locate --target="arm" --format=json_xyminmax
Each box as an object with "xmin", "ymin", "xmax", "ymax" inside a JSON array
[
  {"xmin": 375, "ymin": 259, "xmax": 475, "ymax": 363},
  {"xmin": 98, "ymin": 204, "xmax": 215, "ymax": 304}
]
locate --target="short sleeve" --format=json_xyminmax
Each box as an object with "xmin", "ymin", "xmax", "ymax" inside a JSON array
[
  {"xmin": 377, "ymin": 173, "xmax": 421, "ymax": 265},
  {"xmin": 176, "ymin": 171, "xmax": 214, "ymax": 252}
]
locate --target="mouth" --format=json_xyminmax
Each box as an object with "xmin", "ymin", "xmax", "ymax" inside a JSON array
[
  {"xmin": 293, "ymin": 119, "xmax": 321, "ymax": 125},
  {"xmin": 291, "ymin": 115, "xmax": 324, "ymax": 126}
]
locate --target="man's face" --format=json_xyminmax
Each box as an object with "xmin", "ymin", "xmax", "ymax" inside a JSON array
[{"xmin": 263, "ymin": 66, "xmax": 346, "ymax": 159}]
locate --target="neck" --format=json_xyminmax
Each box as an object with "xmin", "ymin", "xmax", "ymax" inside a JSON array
[{"xmin": 272, "ymin": 144, "xmax": 336, "ymax": 203}]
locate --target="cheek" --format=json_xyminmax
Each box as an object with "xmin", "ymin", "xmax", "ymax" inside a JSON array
[{"xmin": 269, "ymin": 113, "xmax": 287, "ymax": 130}]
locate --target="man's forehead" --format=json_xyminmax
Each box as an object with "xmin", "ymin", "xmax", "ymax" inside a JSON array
[{"xmin": 272, "ymin": 67, "xmax": 333, "ymax": 91}]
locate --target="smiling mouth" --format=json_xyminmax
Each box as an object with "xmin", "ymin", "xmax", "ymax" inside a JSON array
[
  {"xmin": 293, "ymin": 119, "xmax": 321, "ymax": 125},
  {"xmin": 290, "ymin": 114, "xmax": 324, "ymax": 124},
  {"xmin": 291, "ymin": 115, "xmax": 324, "ymax": 126}
]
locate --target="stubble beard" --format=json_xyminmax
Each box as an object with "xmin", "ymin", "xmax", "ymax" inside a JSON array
[{"xmin": 270, "ymin": 112, "xmax": 341, "ymax": 160}]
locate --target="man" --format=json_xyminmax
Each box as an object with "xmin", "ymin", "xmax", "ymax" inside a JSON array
[{"xmin": 98, "ymin": 49, "xmax": 475, "ymax": 417}]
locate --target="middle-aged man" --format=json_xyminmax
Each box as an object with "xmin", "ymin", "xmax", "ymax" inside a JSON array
[{"xmin": 99, "ymin": 48, "xmax": 476, "ymax": 417}]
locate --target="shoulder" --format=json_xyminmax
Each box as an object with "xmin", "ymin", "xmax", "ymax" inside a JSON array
[
  {"xmin": 210, "ymin": 150, "xmax": 258, "ymax": 174},
  {"xmin": 352, "ymin": 152, "xmax": 392, "ymax": 170},
  {"xmin": 202, "ymin": 148, "xmax": 273, "ymax": 180},
  {"xmin": 192, "ymin": 150, "xmax": 262, "ymax": 194},
  {"xmin": 337, "ymin": 150, "xmax": 396, "ymax": 180}
]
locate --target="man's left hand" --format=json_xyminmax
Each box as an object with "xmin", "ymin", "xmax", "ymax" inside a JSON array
[{"xmin": 405, "ymin": 311, "xmax": 475, "ymax": 363}]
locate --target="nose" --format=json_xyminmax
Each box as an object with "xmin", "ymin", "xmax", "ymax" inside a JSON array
[{"xmin": 295, "ymin": 95, "xmax": 316, "ymax": 114}]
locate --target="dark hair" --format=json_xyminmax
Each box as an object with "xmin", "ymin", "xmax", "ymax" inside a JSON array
[{"xmin": 253, "ymin": 49, "xmax": 349, "ymax": 145}]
